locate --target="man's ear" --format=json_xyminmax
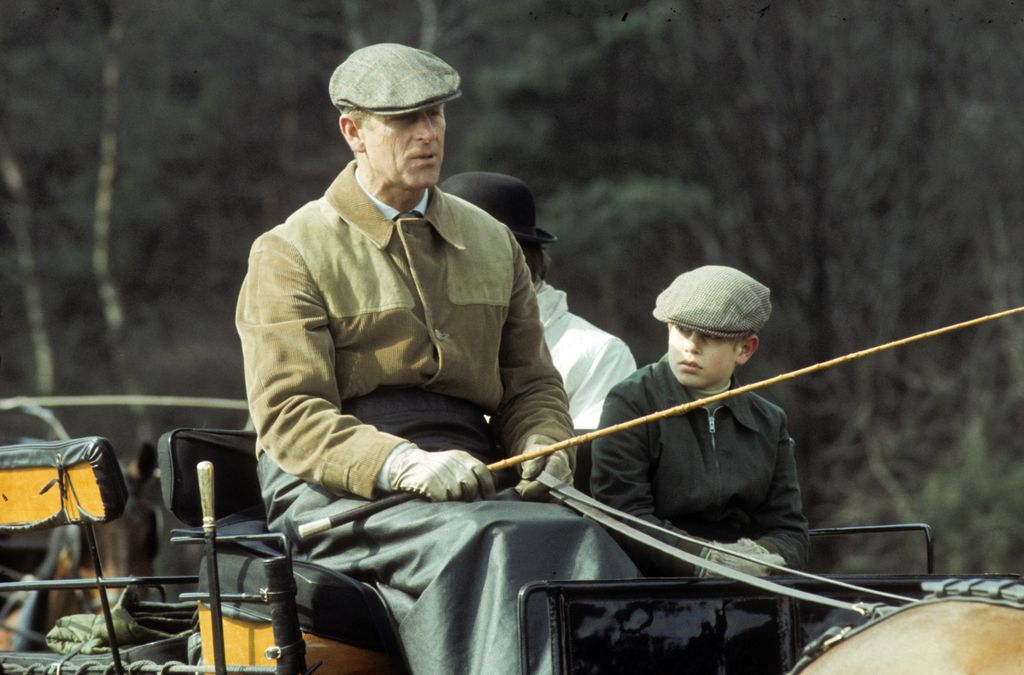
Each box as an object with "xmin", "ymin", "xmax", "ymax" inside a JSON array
[
  {"xmin": 339, "ymin": 115, "xmax": 364, "ymax": 153},
  {"xmin": 735, "ymin": 334, "xmax": 759, "ymax": 365}
]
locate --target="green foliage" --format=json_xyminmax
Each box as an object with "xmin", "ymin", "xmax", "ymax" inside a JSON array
[
  {"xmin": 922, "ymin": 425, "xmax": 1024, "ymax": 573},
  {"xmin": 542, "ymin": 176, "xmax": 714, "ymax": 362}
]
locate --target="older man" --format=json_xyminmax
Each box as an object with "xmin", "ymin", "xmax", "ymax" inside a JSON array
[{"xmin": 235, "ymin": 43, "xmax": 637, "ymax": 674}]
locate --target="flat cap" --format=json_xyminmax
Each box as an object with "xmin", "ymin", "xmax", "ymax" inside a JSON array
[
  {"xmin": 329, "ymin": 43, "xmax": 461, "ymax": 115},
  {"xmin": 653, "ymin": 265, "xmax": 771, "ymax": 338}
]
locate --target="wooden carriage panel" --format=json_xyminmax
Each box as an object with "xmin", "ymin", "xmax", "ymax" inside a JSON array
[
  {"xmin": 0, "ymin": 464, "xmax": 106, "ymax": 526},
  {"xmin": 198, "ymin": 603, "xmax": 398, "ymax": 675}
]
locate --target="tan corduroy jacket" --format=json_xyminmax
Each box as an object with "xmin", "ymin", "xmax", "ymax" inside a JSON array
[{"xmin": 236, "ymin": 161, "xmax": 572, "ymax": 499}]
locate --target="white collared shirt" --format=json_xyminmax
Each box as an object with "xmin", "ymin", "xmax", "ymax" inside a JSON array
[{"xmin": 354, "ymin": 169, "xmax": 429, "ymax": 219}]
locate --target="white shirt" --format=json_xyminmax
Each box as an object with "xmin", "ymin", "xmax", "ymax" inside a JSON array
[
  {"xmin": 354, "ymin": 169, "xmax": 429, "ymax": 219},
  {"xmin": 535, "ymin": 281, "xmax": 637, "ymax": 429}
]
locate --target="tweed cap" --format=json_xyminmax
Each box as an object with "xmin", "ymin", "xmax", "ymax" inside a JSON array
[
  {"xmin": 653, "ymin": 265, "xmax": 771, "ymax": 338},
  {"xmin": 329, "ymin": 43, "xmax": 461, "ymax": 115}
]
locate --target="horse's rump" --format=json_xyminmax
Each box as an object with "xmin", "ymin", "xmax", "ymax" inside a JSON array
[{"xmin": 794, "ymin": 580, "xmax": 1024, "ymax": 674}]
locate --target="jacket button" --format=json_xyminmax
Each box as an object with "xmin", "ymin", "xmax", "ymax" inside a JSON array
[{"xmin": 434, "ymin": 328, "xmax": 448, "ymax": 341}]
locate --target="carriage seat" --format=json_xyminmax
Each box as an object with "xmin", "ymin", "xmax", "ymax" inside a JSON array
[
  {"xmin": 0, "ymin": 436, "xmax": 190, "ymax": 665},
  {"xmin": 156, "ymin": 428, "xmax": 407, "ymax": 672}
]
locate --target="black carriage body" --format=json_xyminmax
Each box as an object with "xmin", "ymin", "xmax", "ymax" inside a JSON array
[{"xmin": 523, "ymin": 574, "xmax": 1021, "ymax": 675}]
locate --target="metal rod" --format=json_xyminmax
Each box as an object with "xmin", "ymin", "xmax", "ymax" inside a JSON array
[
  {"xmin": 179, "ymin": 592, "xmax": 267, "ymax": 602},
  {"xmin": 197, "ymin": 461, "xmax": 228, "ymax": 675},
  {"xmin": 810, "ymin": 523, "xmax": 935, "ymax": 574},
  {"xmin": 82, "ymin": 522, "xmax": 125, "ymax": 675},
  {"xmin": 0, "ymin": 575, "xmax": 196, "ymax": 593},
  {"xmin": 0, "ymin": 394, "xmax": 250, "ymax": 411}
]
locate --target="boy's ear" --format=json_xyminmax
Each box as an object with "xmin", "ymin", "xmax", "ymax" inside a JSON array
[{"xmin": 735, "ymin": 335, "xmax": 759, "ymax": 365}]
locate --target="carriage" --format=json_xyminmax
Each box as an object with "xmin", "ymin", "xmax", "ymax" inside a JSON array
[{"xmin": 2, "ymin": 421, "xmax": 1023, "ymax": 674}]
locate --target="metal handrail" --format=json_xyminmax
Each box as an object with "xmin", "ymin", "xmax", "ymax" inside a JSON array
[{"xmin": 810, "ymin": 522, "xmax": 935, "ymax": 573}]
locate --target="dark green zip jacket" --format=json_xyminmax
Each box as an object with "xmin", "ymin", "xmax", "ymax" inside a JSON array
[{"xmin": 590, "ymin": 355, "xmax": 809, "ymax": 570}]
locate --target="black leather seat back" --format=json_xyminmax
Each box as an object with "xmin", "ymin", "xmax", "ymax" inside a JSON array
[
  {"xmin": 157, "ymin": 428, "xmax": 264, "ymax": 526},
  {"xmin": 0, "ymin": 436, "xmax": 127, "ymax": 531}
]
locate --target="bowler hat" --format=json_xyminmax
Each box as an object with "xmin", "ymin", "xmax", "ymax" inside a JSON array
[
  {"xmin": 653, "ymin": 265, "xmax": 771, "ymax": 338},
  {"xmin": 440, "ymin": 172, "xmax": 557, "ymax": 244},
  {"xmin": 329, "ymin": 43, "xmax": 461, "ymax": 115}
]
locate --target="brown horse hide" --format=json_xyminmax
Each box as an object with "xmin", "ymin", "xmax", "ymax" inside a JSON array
[{"xmin": 796, "ymin": 598, "xmax": 1024, "ymax": 674}]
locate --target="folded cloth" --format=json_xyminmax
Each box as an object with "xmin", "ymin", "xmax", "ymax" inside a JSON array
[{"xmin": 46, "ymin": 587, "xmax": 194, "ymax": 655}]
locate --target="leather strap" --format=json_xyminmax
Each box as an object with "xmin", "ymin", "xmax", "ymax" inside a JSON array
[{"xmin": 539, "ymin": 474, "xmax": 870, "ymax": 614}]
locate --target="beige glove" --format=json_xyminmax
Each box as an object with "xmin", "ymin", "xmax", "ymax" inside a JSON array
[
  {"xmin": 515, "ymin": 436, "xmax": 574, "ymax": 501},
  {"xmin": 696, "ymin": 538, "xmax": 786, "ymax": 578},
  {"xmin": 387, "ymin": 446, "xmax": 496, "ymax": 502}
]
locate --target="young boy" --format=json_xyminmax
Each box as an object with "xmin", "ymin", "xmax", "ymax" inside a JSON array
[{"xmin": 590, "ymin": 265, "xmax": 809, "ymax": 576}]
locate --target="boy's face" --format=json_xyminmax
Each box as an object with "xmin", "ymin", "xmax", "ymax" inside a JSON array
[{"xmin": 667, "ymin": 325, "xmax": 759, "ymax": 391}]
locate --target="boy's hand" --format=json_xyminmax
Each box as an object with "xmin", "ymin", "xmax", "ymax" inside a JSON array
[{"xmin": 696, "ymin": 538, "xmax": 785, "ymax": 577}]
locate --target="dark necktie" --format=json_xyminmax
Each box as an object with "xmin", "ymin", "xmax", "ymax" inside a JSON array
[{"xmin": 394, "ymin": 210, "xmax": 423, "ymax": 221}]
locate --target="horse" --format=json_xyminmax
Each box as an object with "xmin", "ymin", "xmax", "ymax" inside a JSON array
[
  {"xmin": 791, "ymin": 578, "xmax": 1024, "ymax": 674},
  {"xmin": 0, "ymin": 442, "xmax": 159, "ymax": 652}
]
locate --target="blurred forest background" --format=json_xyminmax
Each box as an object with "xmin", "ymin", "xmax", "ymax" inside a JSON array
[{"xmin": 3, "ymin": 0, "xmax": 1024, "ymax": 576}]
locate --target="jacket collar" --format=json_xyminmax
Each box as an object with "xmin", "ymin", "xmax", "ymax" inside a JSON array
[
  {"xmin": 535, "ymin": 282, "xmax": 568, "ymax": 330},
  {"xmin": 325, "ymin": 161, "xmax": 466, "ymax": 250},
  {"xmin": 657, "ymin": 356, "xmax": 761, "ymax": 431}
]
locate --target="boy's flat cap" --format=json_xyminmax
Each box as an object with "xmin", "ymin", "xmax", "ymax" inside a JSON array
[
  {"xmin": 653, "ymin": 265, "xmax": 771, "ymax": 338},
  {"xmin": 329, "ymin": 43, "xmax": 461, "ymax": 115}
]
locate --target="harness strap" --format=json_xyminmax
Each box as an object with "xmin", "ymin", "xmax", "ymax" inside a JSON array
[
  {"xmin": 539, "ymin": 475, "xmax": 880, "ymax": 615},
  {"xmin": 540, "ymin": 474, "xmax": 915, "ymax": 605}
]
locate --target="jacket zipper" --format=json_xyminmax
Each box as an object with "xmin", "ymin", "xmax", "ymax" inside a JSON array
[{"xmin": 706, "ymin": 407, "xmax": 721, "ymax": 506}]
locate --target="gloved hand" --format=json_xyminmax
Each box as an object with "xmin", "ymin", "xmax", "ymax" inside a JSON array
[
  {"xmin": 696, "ymin": 538, "xmax": 786, "ymax": 578},
  {"xmin": 387, "ymin": 446, "xmax": 496, "ymax": 502},
  {"xmin": 515, "ymin": 436, "xmax": 574, "ymax": 501}
]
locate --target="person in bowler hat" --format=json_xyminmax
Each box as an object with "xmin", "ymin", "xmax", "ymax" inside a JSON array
[
  {"xmin": 590, "ymin": 265, "xmax": 810, "ymax": 576},
  {"xmin": 441, "ymin": 171, "xmax": 637, "ymax": 429},
  {"xmin": 235, "ymin": 43, "xmax": 638, "ymax": 675}
]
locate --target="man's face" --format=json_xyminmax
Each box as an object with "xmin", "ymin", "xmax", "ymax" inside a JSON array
[
  {"xmin": 343, "ymin": 105, "xmax": 446, "ymax": 209},
  {"xmin": 666, "ymin": 324, "xmax": 757, "ymax": 391}
]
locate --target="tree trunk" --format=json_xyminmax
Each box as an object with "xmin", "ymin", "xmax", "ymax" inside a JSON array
[
  {"xmin": 416, "ymin": 0, "xmax": 439, "ymax": 52},
  {"xmin": 0, "ymin": 132, "xmax": 56, "ymax": 394},
  {"xmin": 91, "ymin": 3, "xmax": 152, "ymax": 443},
  {"xmin": 341, "ymin": 1, "xmax": 366, "ymax": 49}
]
